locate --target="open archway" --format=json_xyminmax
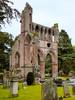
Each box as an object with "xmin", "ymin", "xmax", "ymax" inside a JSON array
[{"xmin": 45, "ymin": 53, "xmax": 52, "ymax": 77}]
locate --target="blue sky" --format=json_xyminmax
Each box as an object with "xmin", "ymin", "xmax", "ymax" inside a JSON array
[{"xmin": 2, "ymin": 0, "xmax": 75, "ymax": 45}]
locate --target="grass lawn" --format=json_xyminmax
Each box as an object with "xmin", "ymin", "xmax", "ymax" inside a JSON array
[
  {"xmin": 0, "ymin": 83, "xmax": 75, "ymax": 100},
  {"xmin": 0, "ymin": 84, "xmax": 41, "ymax": 100},
  {"xmin": 57, "ymin": 86, "xmax": 75, "ymax": 100}
]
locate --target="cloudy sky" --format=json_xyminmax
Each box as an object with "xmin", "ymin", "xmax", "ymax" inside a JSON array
[{"xmin": 2, "ymin": 0, "xmax": 75, "ymax": 45}]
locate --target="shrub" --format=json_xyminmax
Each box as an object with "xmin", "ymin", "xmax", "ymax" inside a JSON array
[
  {"xmin": 27, "ymin": 72, "xmax": 35, "ymax": 85},
  {"xmin": 54, "ymin": 78, "xmax": 63, "ymax": 86}
]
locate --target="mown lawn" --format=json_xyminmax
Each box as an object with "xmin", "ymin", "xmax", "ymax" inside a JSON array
[
  {"xmin": 0, "ymin": 84, "xmax": 41, "ymax": 100},
  {"xmin": 0, "ymin": 83, "xmax": 75, "ymax": 100},
  {"xmin": 57, "ymin": 76, "xmax": 75, "ymax": 100},
  {"xmin": 57, "ymin": 86, "xmax": 75, "ymax": 100}
]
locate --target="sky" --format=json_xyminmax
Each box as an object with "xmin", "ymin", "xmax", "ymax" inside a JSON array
[{"xmin": 2, "ymin": 0, "xmax": 75, "ymax": 45}]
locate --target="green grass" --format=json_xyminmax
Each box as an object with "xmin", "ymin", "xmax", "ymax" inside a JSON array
[
  {"xmin": 57, "ymin": 76, "xmax": 75, "ymax": 100},
  {"xmin": 57, "ymin": 86, "xmax": 75, "ymax": 100},
  {"xmin": 0, "ymin": 83, "xmax": 75, "ymax": 100},
  {"xmin": 0, "ymin": 84, "xmax": 41, "ymax": 100}
]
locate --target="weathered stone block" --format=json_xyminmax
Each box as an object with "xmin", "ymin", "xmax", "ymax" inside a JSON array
[{"xmin": 42, "ymin": 79, "xmax": 58, "ymax": 100}]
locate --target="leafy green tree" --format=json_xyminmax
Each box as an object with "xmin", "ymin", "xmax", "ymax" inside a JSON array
[
  {"xmin": 0, "ymin": 0, "xmax": 20, "ymax": 28},
  {"xmin": 72, "ymin": 45, "xmax": 75, "ymax": 52},
  {"xmin": 0, "ymin": 31, "xmax": 14, "ymax": 72},
  {"xmin": 0, "ymin": 0, "xmax": 19, "ymax": 72},
  {"xmin": 58, "ymin": 30, "xmax": 73, "ymax": 75},
  {"xmin": 58, "ymin": 30, "xmax": 73, "ymax": 55}
]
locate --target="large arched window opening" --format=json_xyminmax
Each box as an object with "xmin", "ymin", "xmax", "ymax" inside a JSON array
[
  {"xmin": 32, "ymin": 24, "xmax": 34, "ymax": 31},
  {"xmin": 45, "ymin": 53, "xmax": 52, "ymax": 77},
  {"xmin": 15, "ymin": 52, "xmax": 20, "ymax": 68},
  {"xmin": 41, "ymin": 27, "xmax": 43, "ymax": 34},
  {"xmin": 26, "ymin": 34, "xmax": 31, "ymax": 44},
  {"xmin": 35, "ymin": 25, "xmax": 39, "ymax": 32},
  {"xmin": 40, "ymin": 27, "xmax": 43, "ymax": 39},
  {"xmin": 48, "ymin": 28, "xmax": 51, "ymax": 35},
  {"xmin": 38, "ymin": 54, "xmax": 40, "ymax": 65},
  {"xmin": 45, "ymin": 28, "xmax": 47, "ymax": 34},
  {"xmin": 52, "ymin": 31, "xmax": 55, "ymax": 42}
]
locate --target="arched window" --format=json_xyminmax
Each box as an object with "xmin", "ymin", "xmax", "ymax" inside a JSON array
[
  {"xmin": 41, "ymin": 27, "xmax": 43, "ymax": 34},
  {"xmin": 45, "ymin": 28, "xmax": 47, "ymax": 34},
  {"xmin": 48, "ymin": 28, "xmax": 51, "ymax": 35},
  {"xmin": 32, "ymin": 24, "xmax": 34, "ymax": 31},
  {"xmin": 26, "ymin": 34, "xmax": 31, "ymax": 44},
  {"xmin": 15, "ymin": 52, "xmax": 20, "ymax": 68},
  {"xmin": 29, "ymin": 13, "xmax": 32, "ymax": 31},
  {"xmin": 52, "ymin": 31, "xmax": 55, "ymax": 42},
  {"xmin": 35, "ymin": 25, "xmax": 39, "ymax": 32},
  {"xmin": 38, "ymin": 54, "xmax": 40, "ymax": 65}
]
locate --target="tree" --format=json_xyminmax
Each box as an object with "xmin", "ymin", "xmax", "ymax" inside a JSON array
[
  {"xmin": 58, "ymin": 30, "xmax": 73, "ymax": 75},
  {"xmin": 58, "ymin": 30, "xmax": 73, "ymax": 55},
  {"xmin": 72, "ymin": 45, "xmax": 75, "ymax": 52},
  {"xmin": 0, "ymin": 31, "xmax": 14, "ymax": 72},
  {"xmin": 0, "ymin": 0, "xmax": 20, "ymax": 28}
]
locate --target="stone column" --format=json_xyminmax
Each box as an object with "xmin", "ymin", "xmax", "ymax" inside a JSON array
[
  {"xmin": 51, "ymin": 43, "xmax": 58, "ymax": 78},
  {"xmin": 52, "ymin": 63, "xmax": 58, "ymax": 78},
  {"xmin": 40, "ymin": 61, "xmax": 45, "ymax": 79}
]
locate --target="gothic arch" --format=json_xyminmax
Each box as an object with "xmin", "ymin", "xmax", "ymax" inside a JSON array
[
  {"xmin": 40, "ymin": 27, "xmax": 43, "ymax": 34},
  {"xmin": 45, "ymin": 49, "xmax": 55, "ymax": 59},
  {"xmin": 25, "ymin": 34, "xmax": 31, "ymax": 44},
  {"xmin": 38, "ymin": 54, "xmax": 40, "ymax": 65},
  {"xmin": 32, "ymin": 24, "xmax": 34, "ymax": 31},
  {"xmin": 15, "ymin": 52, "xmax": 20, "ymax": 68},
  {"xmin": 45, "ymin": 28, "xmax": 47, "ymax": 34},
  {"xmin": 45, "ymin": 53, "xmax": 52, "ymax": 76},
  {"xmin": 35, "ymin": 25, "xmax": 39, "ymax": 32},
  {"xmin": 48, "ymin": 28, "xmax": 51, "ymax": 35},
  {"xmin": 38, "ymin": 49, "xmax": 45, "ymax": 61}
]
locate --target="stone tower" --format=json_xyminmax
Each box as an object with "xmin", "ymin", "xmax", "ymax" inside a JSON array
[{"xmin": 21, "ymin": 3, "xmax": 32, "ymax": 33}]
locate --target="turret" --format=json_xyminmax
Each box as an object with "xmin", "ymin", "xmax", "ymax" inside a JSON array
[
  {"xmin": 51, "ymin": 23, "xmax": 59, "ymax": 43},
  {"xmin": 21, "ymin": 2, "xmax": 33, "ymax": 33}
]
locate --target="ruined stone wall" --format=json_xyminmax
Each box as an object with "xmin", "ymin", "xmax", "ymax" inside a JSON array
[
  {"xmin": 10, "ymin": 3, "xmax": 59, "ymax": 79},
  {"xmin": 10, "ymin": 34, "xmax": 24, "ymax": 69}
]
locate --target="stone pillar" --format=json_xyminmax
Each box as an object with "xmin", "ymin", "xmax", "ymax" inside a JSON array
[
  {"xmin": 52, "ymin": 63, "xmax": 58, "ymax": 78},
  {"xmin": 51, "ymin": 24, "xmax": 59, "ymax": 78},
  {"xmin": 51, "ymin": 43, "xmax": 58, "ymax": 78},
  {"xmin": 40, "ymin": 61, "xmax": 45, "ymax": 79}
]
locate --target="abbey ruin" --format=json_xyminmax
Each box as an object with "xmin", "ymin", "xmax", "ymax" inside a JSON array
[{"xmin": 10, "ymin": 3, "xmax": 59, "ymax": 79}]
